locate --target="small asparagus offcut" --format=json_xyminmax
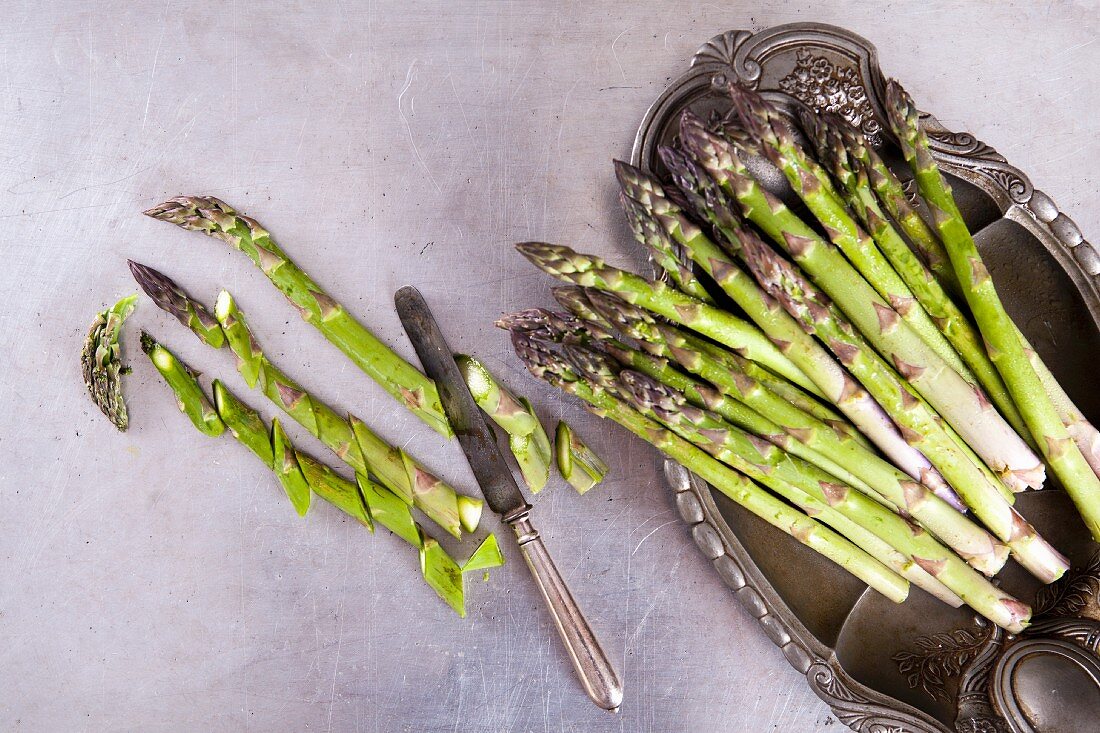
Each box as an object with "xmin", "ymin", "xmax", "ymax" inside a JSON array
[
  {"xmin": 509, "ymin": 396, "xmax": 552, "ymax": 493},
  {"xmin": 457, "ymin": 354, "xmax": 540, "ymax": 436},
  {"xmin": 647, "ymin": 139, "xmax": 954, "ymax": 497},
  {"xmin": 455, "ymin": 354, "xmax": 552, "ymax": 492},
  {"xmin": 555, "ymin": 420, "xmax": 609, "ymax": 494},
  {"xmin": 739, "ymin": 233, "xmax": 1068, "ymax": 583},
  {"xmin": 680, "ymin": 109, "xmax": 1045, "ymax": 492},
  {"xmin": 82, "ymin": 294, "xmax": 138, "ymax": 431},
  {"xmin": 800, "ymin": 110, "xmax": 1031, "ymax": 445},
  {"xmin": 141, "ymin": 333, "xmax": 468, "ymax": 615},
  {"xmin": 462, "ymin": 534, "xmax": 506, "ymax": 573},
  {"xmin": 129, "ymin": 262, "xmax": 481, "ymax": 537},
  {"xmin": 513, "ymin": 242, "xmax": 810, "ymax": 392},
  {"xmin": 885, "ymin": 80, "xmax": 1100, "ymax": 539},
  {"xmin": 510, "ymin": 332, "xmax": 912, "ymax": 606},
  {"xmin": 143, "ymin": 196, "xmax": 453, "ymax": 438},
  {"xmin": 843, "ymin": 121, "xmax": 1100, "ymax": 479}
]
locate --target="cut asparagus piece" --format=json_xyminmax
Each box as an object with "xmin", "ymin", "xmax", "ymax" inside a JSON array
[
  {"xmin": 143, "ymin": 197, "xmax": 453, "ymax": 437},
  {"xmin": 885, "ymin": 79, "xmax": 1100, "ymax": 540},
  {"xmin": 555, "ymin": 420, "xmax": 610, "ymax": 494},
  {"xmin": 738, "ymin": 232, "xmax": 1068, "ymax": 583},
  {"xmin": 510, "ymin": 396, "xmax": 552, "ymax": 493},
  {"xmin": 514, "ymin": 242, "xmax": 811, "ymax": 395},
  {"xmin": 461, "ymin": 534, "xmax": 506, "ymax": 573},
  {"xmin": 269, "ymin": 416, "xmax": 312, "ymax": 517},
  {"xmin": 681, "ymin": 109, "xmax": 1045, "ymax": 492},
  {"xmin": 456, "ymin": 354, "xmax": 540, "ymax": 436},
  {"xmin": 81, "ymin": 294, "xmax": 138, "ymax": 431},
  {"xmin": 799, "ymin": 112, "xmax": 1031, "ymax": 446},
  {"xmin": 129, "ymin": 262, "xmax": 481, "ymax": 538},
  {"xmin": 142, "ymin": 337, "xmax": 466, "ymax": 613},
  {"xmin": 141, "ymin": 332, "xmax": 225, "ymax": 437}
]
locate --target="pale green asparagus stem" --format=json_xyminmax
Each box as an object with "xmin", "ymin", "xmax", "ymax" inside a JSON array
[
  {"xmin": 143, "ymin": 197, "xmax": 453, "ymax": 437},
  {"xmin": 886, "ymin": 79, "xmax": 1100, "ymax": 540},
  {"xmin": 555, "ymin": 420, "xmax": 610, "ymax": 494}
]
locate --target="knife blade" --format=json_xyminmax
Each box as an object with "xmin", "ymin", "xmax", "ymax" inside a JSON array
[{"xmin": 395, "ymin": 285, "xmax": 623, "ymax": 712}]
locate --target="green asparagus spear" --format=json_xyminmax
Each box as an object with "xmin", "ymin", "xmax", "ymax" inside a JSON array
[
  {"xmin": 514, "ymin": 242, "xmax": 810, "ymax": 393},
  {"xmin": 619, "ymin": 191, "xmax": 717, "ymax": 304},
  {"xmin": 555, "ymin": 420, "xmax": 609, "ymax": 494},
  {"xmin": 885, "ymin": 80, "xmax": 1100, "ymax": 540},
  {"xmin": 141, "ymin": 333, "xmax": 466, "ymax": 614},
  {"xmin": 509, "ymin": 396, "xmax": 552, "ymax": 493},
  {"xmin": 143, "ymin": 197, "xmax": 453, "ymax": 437},
  {"xmin": 82, "ymin": 295, "xmax": 138, "ymax": 431}
]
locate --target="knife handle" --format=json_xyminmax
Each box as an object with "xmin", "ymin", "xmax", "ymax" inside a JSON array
[{"xmin": 509, "ymin": 512, "xmax": 623, "ymax": 712}]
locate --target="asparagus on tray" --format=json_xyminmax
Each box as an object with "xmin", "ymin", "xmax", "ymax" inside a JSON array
[
  {"xmin": 129, "ymin": 261, "xmax": 482, "ymax": 538},
  {"xmin": 885, "ymin": 80, "xmax": 1100, "ymax": 540},
  {"xmin": 143, "ymin": 196, "xmax": 454, "ymax": 438}
]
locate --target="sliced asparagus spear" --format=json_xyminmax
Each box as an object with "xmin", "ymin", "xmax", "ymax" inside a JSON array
[
  {"xmin": 143, "ymin": 197, "xmax": 453, "ymax": 437},
  {"xmin": 461, "ymin": 534, "xmax": 506, "ymax": 573},
  {"xmin": 82, "ymin": 295, "xmax": 138, "ymax": 431},
  {"xmin": 555, "ymin": 420, "xmax": 610, "ymax": 494},
  {"xmin": 510, "ymin": 396, "xmax": 552, "ymax": 493},
  {"xmin": 457, "ymin": 354, "xmax": 540, "ymax": 436}
]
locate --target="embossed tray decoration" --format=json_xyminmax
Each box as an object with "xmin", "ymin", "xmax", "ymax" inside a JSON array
[{"xmin": 631, "ymin": 23, "xmax": 1100, "ymax": 733}]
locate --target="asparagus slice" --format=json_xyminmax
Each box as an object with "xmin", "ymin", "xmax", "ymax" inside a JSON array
[
  {"xmin": 555, "ymin": 420, "xmax": 610, "ymax": 494},
  {"xmin": 885, "ymin": 80, "xmax": 1100, "ymax": 539},
  {"xmin": 614, "ymin": 369, "xmax": 980, "ymax": 609},
  {"xmin": 500, "ymin": 307, "xmax": 879, "ymax": 499},
  {"xmin": 800, "ymin": 111, "xmax": 1031, "ymax": 445},
  {"xmin": 637, "ymin": 150, "xmax": 954, "ymax": 495},
  {"xmin": 510, "ymin": 332, "xmax": 911, "ymax": 604},
  {"xmin": 140, "ymin": 334, "xmax": 466, "ymax": 615},
  {"xmin": 680, "ymin": 111, "xmax": 1045, "ymax": 493},
  {"xmin": 514, "ymin": 242, "xmax": 811, "ymax": 395},
  {"xmin": 129, "ymin": 262, "xmax": 481, "ymax": 537},
  {"xmin": 143, "ymin": 196, "xmax": 453, "ymax": 438},
  {"xmin": 455, "ymin": 354, "xmax": 551, "ymax": 492},
  {"xmin": 82, "ymin": 294, "xmax": 138, "ymax": 431},
  {"xmin": 461, "ymin": 534, "xmax": 506, "ymax": 573},
  {"xmin": 739, "ymin": 232, "xmax": 1068, "ymax": 583},
  {"xmin": 847, "ymin": 124, "xmax": 1100, "ymax": 479},
  {"xmin": 456, "ymin": 354, "xmax": 540, "ymax": 436}
]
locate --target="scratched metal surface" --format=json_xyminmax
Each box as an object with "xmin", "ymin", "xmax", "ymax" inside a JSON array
[{"xmin": 1, "ymin": 2, "xmax": 1098, "ymax": 731}]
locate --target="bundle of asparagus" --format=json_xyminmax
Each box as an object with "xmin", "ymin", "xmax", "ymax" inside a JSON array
[{"xmin": 502, "ymin": 80, "xmax": 1100, "ymax": 632}]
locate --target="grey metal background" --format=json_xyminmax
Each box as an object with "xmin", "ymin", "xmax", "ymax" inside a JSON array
[{"xmin": 1, "ymin": 2, "xmax": 1098, "ymax": 731}]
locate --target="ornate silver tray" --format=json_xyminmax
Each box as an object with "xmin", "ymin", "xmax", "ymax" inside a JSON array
[{"xmin": 631, "ymin": 23, "xmax": 1100, "ymax": 733}]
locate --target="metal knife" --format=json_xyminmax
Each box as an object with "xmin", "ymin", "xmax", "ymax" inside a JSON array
[{"xmin": 395, "ymin": 285, "xmax": 623, "ymax": 712}]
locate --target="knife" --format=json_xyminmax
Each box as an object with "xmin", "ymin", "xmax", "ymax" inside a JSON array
[{"xmin": 395, "ymin": 285, "xmax": 623, "ymax": 712}]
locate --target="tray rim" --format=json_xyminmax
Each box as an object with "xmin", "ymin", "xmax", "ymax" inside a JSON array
[{"xmin": 631, "ymin": 23, "xmax": 1100, "ymax": 733}]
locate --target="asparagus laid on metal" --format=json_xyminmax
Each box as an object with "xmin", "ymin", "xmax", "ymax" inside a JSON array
[
  {"xmin": 800, "ymin": 110, "xmax": 1031, "ymax": 443},
  {"xmin": 620, "ymin": 192, "xmax": 716, "ymax": 305},
  {"xmin": 143, "ymin": 196, "xmax": 453, "ymax": 438},
  {"xmin": 640, "ymin": 146, "xmax": 954, "ymax": 495},
  {"xmin": 844, "ymin": 118, "xmax": 1100, "ymax": 479},
  {"xmin": 680, "ymin": 111, "xmax": 1045, "ymax": 493},
  {"xmin": 129, "ymin": 262, "xmax": 481, "ymax": 537},
  {"xmin": 509, "ymin": 332, "xmax": 912, "ymax": 605},
  {"xmin": 82, "ymin": 294, "xmax": 138, "ymax": 431},
  {"xmin": 514, "ymin": 242, "xmax": 811, "ymax": 393},
  {"xmin": 885, "ymin": 80, "xmax": 1100, "ymax": 539},
  {"xmin": 456, "ymin": 354, "xmax": 552, "ymax": 492},
  {"xmin": 140, "ymin": 333, "xmax": 466, "ymax": 615},
  {"xmin": 555, "ymin": 420, "xmax": 609, "ymax": 494},
  {"xmin": 739, "ymin": 232, "xmax": 1069, "ymax": 583}
]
